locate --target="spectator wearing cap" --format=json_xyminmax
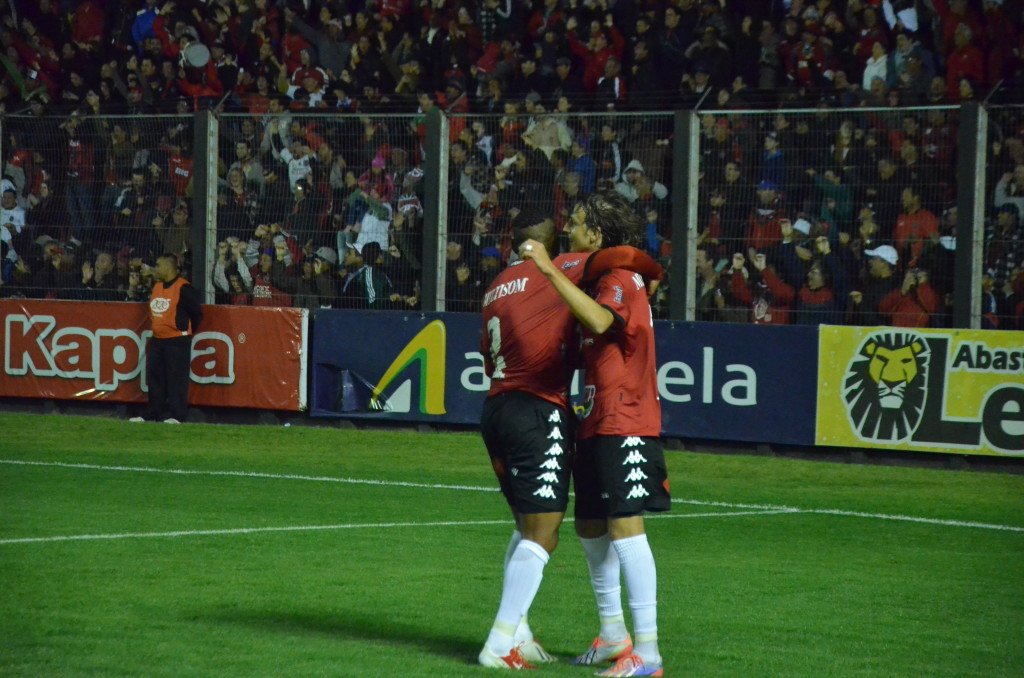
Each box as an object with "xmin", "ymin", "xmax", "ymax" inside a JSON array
[
  {"xmin": 275, "ymin": 245, "xmax": 339, "ymax": 310},
  {"xmin": 848, "ymin": 244, "xmax": 901, "ymax": 326},
  {"xmin": 745, "ymin": 180, "xmax": 788, "ymax": 256},
  {"xmin": 894, "ymin": 186, "xmax": 938, "ymax": 267}
]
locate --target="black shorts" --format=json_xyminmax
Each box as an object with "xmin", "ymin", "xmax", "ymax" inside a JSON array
[
  {"xmin": 573, "ymin": 435, "xmax": 671, "ymax": 520},
  {"xmin": 481, "ymin": 391, "xmax": 574, "ymax": 514}
]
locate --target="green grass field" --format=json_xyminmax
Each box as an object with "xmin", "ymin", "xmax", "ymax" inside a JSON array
[{"xmin": 1, "ymin": 413, "xmax": 1022, "ymax": 677}]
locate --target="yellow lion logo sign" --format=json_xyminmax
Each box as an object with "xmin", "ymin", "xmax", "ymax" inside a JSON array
[{"xmin": 843, "ymin": 331, "xmax": 930, "ymax": 443}]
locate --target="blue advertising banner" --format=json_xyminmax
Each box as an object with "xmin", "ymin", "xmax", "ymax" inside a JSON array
[{"xmin": 310, "ymin": 311, "xmax": 819, "ymax": 446}]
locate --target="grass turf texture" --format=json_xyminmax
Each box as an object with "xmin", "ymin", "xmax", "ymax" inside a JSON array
[{"xmin": 1, "ymin": 413, "xmax": 1022, "ymax": 677}]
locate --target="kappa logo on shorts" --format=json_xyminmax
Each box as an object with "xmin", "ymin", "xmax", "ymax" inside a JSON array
[
  {"xmin": 540, "ymin": 458, "xmax": 561, "ymax": 470},
  {"xmin": 534, "ymin": 485, "xmax": 556, "ymax": 499},
  {"xmin": 539, "ymin": 471, "xmax": 559, "ymax": 483},
  {"xmin": 547, "ymin": 428, "xmax": 564, "ymax": 440},
  {"xmin": 621, "ymin": 437, "xmax": 644, "ymax": 447},
  {"xmin": 624, "ymin": 468, "xmax": 648, "ymax": 482},
  {"xmin": 623, "ymin": 450, "xmax": 648, "ymax": 465},
  {"xmin": 626, "ymin": 485, "xmax": 650, "ymax": 499},
  {"xmin": 545, "ymin": 442, "xmax": 564, "ymax": 456},
  {"xmin": 548, "ymin": 410, "xmax": 562, "ymax": 423}
]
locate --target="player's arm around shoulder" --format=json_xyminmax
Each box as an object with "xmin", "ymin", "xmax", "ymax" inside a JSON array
[{"xmin": 519, "ymin": 238, "xmax": 614, "ymax": 335}]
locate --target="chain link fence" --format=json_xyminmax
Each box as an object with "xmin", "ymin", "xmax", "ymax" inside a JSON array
[{"xmin": 1, "ymin": 105, "xmax": 1019, "ymax": 329}]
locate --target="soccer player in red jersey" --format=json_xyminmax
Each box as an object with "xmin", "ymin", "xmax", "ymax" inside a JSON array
[
  {"xmin": 521, "ymin": 191, "xmax": 669, "ymax": 677},
  {"xmin": 478, "ymin": 205, "xmax": 661, "ymax": 670}
]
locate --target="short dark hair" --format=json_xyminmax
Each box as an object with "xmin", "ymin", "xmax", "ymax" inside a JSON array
[
  {"xmin": 361, "ymin": 241, "xmax": 382, "ymax": 266},
  {"xmin": 511, "ymin": 205, "xmax": 556, "ymax": 252}
]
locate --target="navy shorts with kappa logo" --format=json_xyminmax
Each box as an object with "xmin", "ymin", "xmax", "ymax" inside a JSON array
[
  {"xmin": 481, "ymin": 391, "xmax": 575, "ymax": 514},
  {"xmin": 573, "ymin": 435, "xmax": 671, "ymax": 520}
]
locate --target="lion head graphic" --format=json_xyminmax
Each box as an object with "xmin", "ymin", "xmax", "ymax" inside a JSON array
[{"xmin": 842, "ymin": 331, "xmax": 930, "ymax": 443}]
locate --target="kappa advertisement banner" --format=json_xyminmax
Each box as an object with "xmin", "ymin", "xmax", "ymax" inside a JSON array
[
  {"xmin": 1, "ymin": 300, "xmax": 308, "ymax": 411},
  {"xmin": 310, "ymin": 311, "xmax": 819, "ymax": 445},
  {"xmin": 816, "ymin": 326, "xmax": 1024, "ymax": 456}
]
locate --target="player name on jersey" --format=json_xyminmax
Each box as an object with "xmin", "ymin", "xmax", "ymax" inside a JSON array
[{"xmin": 482, "ymin": 276, "xmax": 528, "ymax": 308}]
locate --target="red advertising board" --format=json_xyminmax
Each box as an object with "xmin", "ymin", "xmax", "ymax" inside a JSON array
[{"xmin": 1, "ymin": 300, "xmax": 307, "ymax": 411}]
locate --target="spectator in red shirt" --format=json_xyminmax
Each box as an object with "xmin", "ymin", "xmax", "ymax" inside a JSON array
[
  {"xmin": 566, "ymin": 16, "xmax": 626, "ymax": 94},
  {"xmin": 945, "ymin": 23, "xmax": 985, "ymax": 96},
  {"xmin": 894, "ymin": 186, "xmax": 938, "ymax": 266},
  {"xmin": 879, "ymin": 266, "xmax": 939, "ymax": 327}
]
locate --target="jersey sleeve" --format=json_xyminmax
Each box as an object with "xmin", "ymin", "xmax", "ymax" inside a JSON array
[{"xmin": 583, "ymin": 246, "xmax": 663, "ymax": 284}]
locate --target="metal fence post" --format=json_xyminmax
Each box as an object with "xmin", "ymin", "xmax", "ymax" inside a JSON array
[
  {"xmin": 953, "ymin": 102, "xmax": 987, "ymax": 329},
  {"xmin": 192, "ymin": 109, "xmax": 218, "ymax": 304},
  {"xmin": 670, "ymin": 110, "xmax": 699, "ymax": 321},
  {"xmin": 422, "ymin": 107, "xmax": 448, "ymax": 312}
]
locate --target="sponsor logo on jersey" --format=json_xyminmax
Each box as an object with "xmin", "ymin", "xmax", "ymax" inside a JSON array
[
  {"xmin": 540, "ymin": 458, "xmax": 562, "ymax": 470},
  {"xmin": 547, "ymin": 427, "xmax": 563, "ymax": 440},
  {"xmin": 545, "ymin": 442, "xmax": 564, "ymax": 456},
  {"xmin": 538, "ymin": 471, "xmax": 559, "ymax": 483}
]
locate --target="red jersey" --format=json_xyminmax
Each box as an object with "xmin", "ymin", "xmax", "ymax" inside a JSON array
[
  {"xmin": 482, "ymin": 253, "xmax": 589, "ymax": 406},
  {"xmin": 578, "ymin": 268, "xmax": 661, "ymax": 439},
  {"xmin": 167, "ymin": 154, "xmax": 193, "ymax": 197}
]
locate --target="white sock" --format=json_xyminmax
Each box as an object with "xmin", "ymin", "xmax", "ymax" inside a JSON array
[
  {"xmin": 504, "ymin": 530, "xmax": 536, "ymax": 644},
  {"xmin": 613, "ymin": 534, "xmax": 660, "ymax": 663},
  {"xmin": 486, "ymin": 539, "xmax": 549, "ymax": 655},
  {"xmin": 579, "ymin": 535, "xmax": 628, "ymax": 643}
]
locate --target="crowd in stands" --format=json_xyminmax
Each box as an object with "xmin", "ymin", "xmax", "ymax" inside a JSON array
[{"xmin": 0, "ymin": 0, "xmax": 1021, "ymax": 328}]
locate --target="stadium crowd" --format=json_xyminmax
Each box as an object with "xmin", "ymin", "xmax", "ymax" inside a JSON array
[{"xmin": 0, "ymin": 0, "xmax": 1021, "ymax": 328}]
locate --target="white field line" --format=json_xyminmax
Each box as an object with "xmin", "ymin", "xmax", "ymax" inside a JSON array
[
  {"xmin": 0, "ymin": 510, "xmax": 795, "ymax": 546},
  {"xmin": 2, "ymin": 459, "xmax": 1023, "ymax": 536}
]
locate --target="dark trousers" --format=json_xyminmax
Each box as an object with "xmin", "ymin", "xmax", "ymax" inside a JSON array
[{"xmin": 146, "ymin": 336, "xmax": 192, "ymax": 421}]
